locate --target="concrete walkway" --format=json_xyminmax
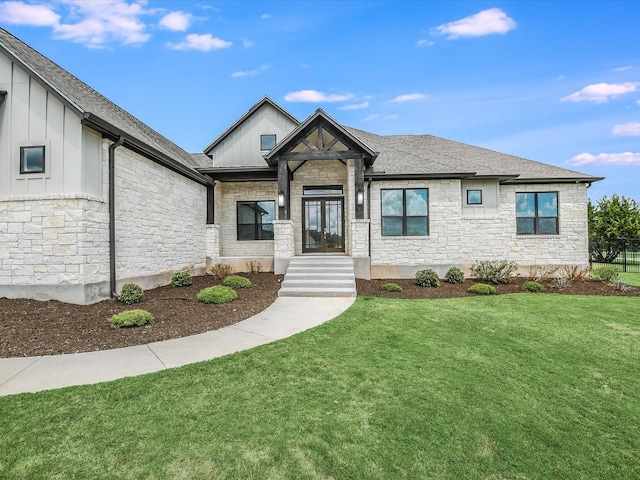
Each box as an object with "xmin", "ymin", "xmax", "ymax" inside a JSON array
[{"xmin": 0, "ymin": 297, "xmax": 355, "ymax": 396}]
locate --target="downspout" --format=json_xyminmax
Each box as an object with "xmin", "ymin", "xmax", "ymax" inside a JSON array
[
  {"xmin": 367, "ymin": 178, "xmax": 372, "ymax": 258},
  {"xmin": 109, "ymin": 136, "xmax": 125, "ymax": 299}
]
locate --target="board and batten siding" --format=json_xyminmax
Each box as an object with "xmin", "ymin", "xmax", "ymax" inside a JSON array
[
  {"xmin": 209, "ymin": 102, "xmax": 298, "ymax": 167},
  {"xmin": 0, "ymin": 54, "xmax": 104, "ymax": 198}
]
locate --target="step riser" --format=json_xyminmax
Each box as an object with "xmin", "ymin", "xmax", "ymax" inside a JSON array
[{"xmin": 279, "ymin": 257, "xmax": 356, "ymax": 297}]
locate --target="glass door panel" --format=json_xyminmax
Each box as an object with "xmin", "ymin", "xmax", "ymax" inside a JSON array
[{"xmin": 303, "ymin": 198, "xmax": 344, "ymax": 252}]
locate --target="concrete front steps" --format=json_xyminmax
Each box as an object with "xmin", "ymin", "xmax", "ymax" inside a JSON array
[{"xmin": 278, "ymin": 256, "xmax": 356, "ymax": 297}]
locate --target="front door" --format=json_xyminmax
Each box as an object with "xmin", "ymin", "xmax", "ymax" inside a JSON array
[{"xmin": 303, "ymin": 197, "xmax": 344, "ymax": 253}]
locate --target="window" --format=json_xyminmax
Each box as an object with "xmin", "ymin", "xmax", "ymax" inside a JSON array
[
  {"xmin": 237, "ymin": 201, "xmax": 275, "ymax": 240},
  {"xmin": 381, "ymin": 188, "xmax": 428, "ymax": 236},
  {"xmin": 20, "ymin": 145, "xmax": 45, "ymax": 174},
  {"xmin": 303, "ymin": 185, "xmax": 343, "ymax": 196},
  {"xmin": 516, "ymin": 192, "xmax": 558, "ymax": 235},
  {"xmin": 467, "ymin": 189, "xmax": 482, "ymax": 205},
  {"xmin": 260, "ymin": 134, "xmax": 276, "ymax": 151}
]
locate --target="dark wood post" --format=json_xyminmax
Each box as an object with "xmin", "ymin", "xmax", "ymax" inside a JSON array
[
  {"xmin": 355, "ymin": 157, "xmax": 365, "ymax": 219},
  {"xmin": 278, "ymin": 158, "xmax": 290, "ymax": 220}
]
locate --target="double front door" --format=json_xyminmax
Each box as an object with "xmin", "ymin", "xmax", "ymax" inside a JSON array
[{"xmin": 303, "ymin": 197, "xmax": 344, "ymax": 253}]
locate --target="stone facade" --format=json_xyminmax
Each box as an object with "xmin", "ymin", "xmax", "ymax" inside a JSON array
[{"xmin": 369, "ymin": 180, "xmax": 590, "ymax": 278}]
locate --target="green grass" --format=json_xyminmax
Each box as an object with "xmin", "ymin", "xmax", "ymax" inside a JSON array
[
  {"xmin": 619, "ymin": 272, "xmax": 640, "ymax": 286},
  {"xmin": 1, "ymin": 294, "xmax": 639, "ymax": 479}
]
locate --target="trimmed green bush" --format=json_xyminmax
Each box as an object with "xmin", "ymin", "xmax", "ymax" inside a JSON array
[
  {"xmin": 415, "ymin": 269, "xmax": 440, "ymax": 287},
  {"xmin": 171, "ymin": 271, "xmax": 192, "ymax": 287},
  {"xmin": 470, "ymin": 260, "xmax": 518, "ymax": 284},
  {"xmin": 522, "ymin": 281, "xmax": 546, "ymax": 292},
  {"xmin": 197, "ymin": 285, "xmax": 238, "ymax": 304},
  {"xmin": 382, "ymin": 282, "xmax": 403, "ymax": 292},
  {"xmin": 223, "ymin": 275, "xmax": 252, "ymax": 289},
  {"xmin": 109, "ymin": 309, "xmax": 153, "ymax": 329},
  {"xmin": 444, "ymin": 266, "xmax": 465, "ymax": 284},
  {"xmin": 468, "ymin": 283, "xmax": 496, "ymax": 295},
  {"xmin": 591, "ymin": 265, "xmax": 620, "ymax": 283},
  {"xmin": 119, "ymin": 283, "xmax": 144, "ymax": 305}
]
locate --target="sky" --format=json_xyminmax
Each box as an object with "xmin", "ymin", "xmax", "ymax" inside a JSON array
[{"xmin": 1, "ymin": 0, "xmax": 639, "ymax": 202}]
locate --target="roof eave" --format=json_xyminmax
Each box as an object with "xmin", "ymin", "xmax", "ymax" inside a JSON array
[
  {"xmin": 197, "ymin": 166, "xmax": 278, "ymax": 182},
  {"xmin": 83, "ymin": 114, "xmax": 213, "ymax": 187},
  {"xmin": 501, "ymin": 176, "xmax": 605, "ymax": 184},
  {"xmin": 365, "ymin": 172, "xmax": 477, "ymax": 180}
]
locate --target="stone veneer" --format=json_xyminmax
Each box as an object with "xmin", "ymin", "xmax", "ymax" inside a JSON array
[{"xmin": 369, "ymin": 180, "xmax": 590, "ymax": 278}]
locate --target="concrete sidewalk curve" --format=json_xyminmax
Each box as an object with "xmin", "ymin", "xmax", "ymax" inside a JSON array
[{"xmin": 0, "ymin": 297, "xmax": 355, "ymax": 396}]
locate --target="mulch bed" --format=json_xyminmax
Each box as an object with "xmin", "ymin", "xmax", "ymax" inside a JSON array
[{"xmin": 1, "ymin": 274, "xmax": 637, "ymax": 358}]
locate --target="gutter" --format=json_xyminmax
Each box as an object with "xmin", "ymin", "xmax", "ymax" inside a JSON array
[{"xmin": 108, "ymin": 136, "xmax": 125, "ymax": 299}]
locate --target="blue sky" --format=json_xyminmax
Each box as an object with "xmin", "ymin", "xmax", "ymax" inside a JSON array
[{"xmin": 1, "ymin": 0, "xmax": 639, "ymax": 202}]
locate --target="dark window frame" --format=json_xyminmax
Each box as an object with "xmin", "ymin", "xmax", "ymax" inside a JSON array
[
  {"xmin": 516, "ymin": 191, "xmax": 559, "ymax": 235},
  {"xmin": 467, "ymin": 189, "xmax": 483, "ymax": 205},
  {"xmin": 20, "ymin": 145, "xmax": 46, "ymax": 174},
  {"xmin": 381, "ymin": 188, "xmax": 429, "ymax": 237},
  {"xmin": 260, "ymin": 134, "xmax": 276, "ymax": 151},
  {"xmin": 237, "ymin": 200, "xmax": 275, "ymax": 241}
]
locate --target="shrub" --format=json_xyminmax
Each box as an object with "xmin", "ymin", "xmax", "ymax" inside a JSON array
[
  {"xmin": 558, "ymin": 265, "xmax": 590, "ymax": 282},
  {"xmin": 197, "ymin": 285, "xmax": 238, "ymax": 304},
  {"xmin": 245, "ymin": 260, "xmax": 263, "ymax": 273},
  {"xmin": 119, "ymin": 283, "xmax": 144, "ymax": 305},
  {"xmin": 415, "ymin": 269, "xmax": 440, "ymax": 287},
  {"xmin": 171, "ymin": 271, "xmax": 192, "ymax": 287},
  {"xmin": 382, "ymin": 282, "xmax": 403, "ymax": 292},
  {"xmin": 211, "ymin": 263, "xmax": 234, "ymax": 280},
  {"xmin": 527, "ymin": 265, "xmax": 560, "ymax": 282},
  {"xmin": 612, "ymin": 280, "xmax": 633, "ymax": 292},
  {"xmin": 468, "ymin": 283, "xmax": 496, "ymax": 295},
  {"xmin": 109, "ymin": 309, "xmax": 153, "ymax": 329},
  {"xmin": 522, "ymin": 281, "xmax": 545, "ymax": 293},
  {"xmin": 553, "ymin": 276, "xmax": 572, "ymax": 289},
  {"xmin": 223, "ymin": 275, "xmax": 252, "ymax": 289},
  {"xmin": 591, "ymin": 265, "xmax": 620, "ymax": 283},
  {"xmin": 470, "ymin": 260, "xmax": 518, "ymax": 284},
  {"xmin": 444, "ymin": 267, "xmax": 465, "ymax": 284}
]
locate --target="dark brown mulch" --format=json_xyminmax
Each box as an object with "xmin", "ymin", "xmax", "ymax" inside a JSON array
[
  {"xmin": 0, "ymin": 273, "xmax": 282, "ymax": 358},
  {"xmin": 1, "ymin": 274, "xmax": 638, "ymax": 358}
]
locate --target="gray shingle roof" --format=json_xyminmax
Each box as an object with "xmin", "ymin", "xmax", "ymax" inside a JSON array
[
  {"xmin": 0, "ymin": 27, "xmax": 207, "ymax": 180},
  {"xmin": 347, "ymin": 128, "xmax": 603, "ymax": 183}
]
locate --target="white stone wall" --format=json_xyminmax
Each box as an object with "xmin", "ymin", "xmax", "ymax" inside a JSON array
[
  {"xmin": 113, "ymin": 145, "xmax": 208, "ymax": 282},
  {"xmin": 215, "ymin": 181, "xmax": 277, "ymax": 257},
  {"xmin": 370, "ymin": 180, "xmax": 590, "ymax": 278}
]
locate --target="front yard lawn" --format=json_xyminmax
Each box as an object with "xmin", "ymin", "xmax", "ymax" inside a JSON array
[{"xmin": 1, "ymin": 294, "xmax": 639, "ymax": 479}]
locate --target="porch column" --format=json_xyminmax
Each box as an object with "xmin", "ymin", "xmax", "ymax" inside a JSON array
[
  {"xmin": 277, "ymin": 159, "xmax": 290, "ymax": 220},
  {"xmin": 351, "ymin": 218, "xmax": 371, "ymax": 279},
  {"xmin": 355, "ymin": 157, "xmax": 365, "ymax": 219},
  {"xmin": 273, "ymin": 220, "xmax": 295, "ymax": 274},
  {"xmin": 205, "ymin": 224, "xmax": 221, "ymax": 270}
]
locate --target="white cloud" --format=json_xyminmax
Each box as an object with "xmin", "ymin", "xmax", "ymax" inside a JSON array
[
  {"xmin": 261, "ymin": 13, "xmax": 271, "ymax": 19},
  {"xmin": 561, "ymin": 82, "xmax": 639, "ymax": 103},
  {"xmin": 388, "ymin": 93, "xmax": 426, "ymax": 103},
  {"xmin": 364, "ymin": 113, "xmax": 399, "ymax": 122},
  {"xmin": 231, "ymin": 64, "xmax": 269, "ymax": 77},
  {"xmin": 433, "ymin": 8, "xmax": 516, "ymax": 39},
  {"xmin": 567, "ymin": 152, "xmax": 640, "ymax": 166},
  {"xmin": 416, "ymin": 39, "xmax": 434, "ymax": 47},
  {"xmin": 339, "ymin": 101, "xmax": 369, "ymax": 111},
  {"xmin": 0, "ymin": 1, "xmax": 59, "ymax": 26},
  {"xmin": 613, "ymin": 66, "xmax": 632, "ymax": 72},
  {"xmin": 168, "ymin": 33, "xmax": 232, "ymax": 51},
  {"xmin": 242, "ymin": 38, "xmax": 254, "ymax": 47},
  {"xmin": 159, "ymin": 11, "xmax": 192, "ymax": 31},
  {"xmin": 284, "ymin": 90, "xmax": 354, "ymax": 103},
  {"xmin": 612, "ymin": 122, "xmax": 640, "ymax": 136}
]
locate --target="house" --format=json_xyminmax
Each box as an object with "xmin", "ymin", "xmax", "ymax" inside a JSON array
[{"xmin": 0, "ymin": 28, "xmax": 603, "ymax": 304}]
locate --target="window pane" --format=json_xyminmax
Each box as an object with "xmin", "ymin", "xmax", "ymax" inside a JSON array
[
  {"xmin": 237, "ymin": 224, "xmax": 255, "ymax": 241},
  {"xmin": 237, "ymin": 203, "xmax": 255, "ymax": 223},
  {"xmin": 256, "ymin": 201, "xmax": 275, "ymax": 223},
  {"xmin": 516, "ymin": 218, "xmax": 535, "ymax": 235},
  {"xmin": 382, "ymin": 217, "xmax": 403, "ymax": 236},
  {"xmin": 538, "ymin": 217, "xmax": 558, "ymax": 235},
  {"xmin": 406, "ymin": 217, "xmax": 428, "ymax": 236},
  {"xmin": 516, "ymin": 193, "xmax": 535, "ymax": 217},
  {"xmin": 260, "ymin": 134, "xmax": 276, "ymax": 150},
  {"xmin": 303, "ymin": 186, "xmax": 343, "ymax": 195},
  {"xmin": 258, "ymin": 224, "xmax": 274, "ymax": 240},
  {"xmin": 20, "ymin": 146, "xmax": 45, "ymax": 173},
  {"xmin": 406, "ymin": 189, "xmax": 428, "ymax": 216},
  {"xmin": 537, "ymin": 193, "xmax": 558, "ymax": 217},
  {"xmin": 381, "ymin": 190, "xmax": 403, "ymax": 216},
  {"xmin": 467, "ymin": 190, "xmax": 482, "ymax": 204}
]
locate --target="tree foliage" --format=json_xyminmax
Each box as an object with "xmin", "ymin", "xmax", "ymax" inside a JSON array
[{"xmin": 589, "ymin": 195, "xmax": 640, "ymax": 262}]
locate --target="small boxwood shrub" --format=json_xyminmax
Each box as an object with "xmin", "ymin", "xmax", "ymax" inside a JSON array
[
  {"xmin": 444, "ymin": 266, "xmax": 465, "ymax": 284},
  {"xmin": 591, "ymin": 265, "xmax": 620, "ymax": 283},
  {"xmin": 197, "ymin": 285, "xmax": 238, "ymax": 304},
  {"xmin": 522, "ymin": 280, "xmax": 545, "ymax": 292},
  {"xmin": 109, "ymin": 309, "xmax": 153, "ymax": 329},
  {"xmin": 382, "ymin": 282, "xmax": 403, "ymax": 292},
  {"xmin": 119, "ymin": 283, "xmax": 144, "ymax": 305},
  {"xmin": 171, "ymin": 271, "xmax": 192, "ymax": 287},
  {"xmin": 468, "ymin": 283, "xmax": 496, "ymax": 295},
  {"xmin": 211, "ymin": 263, "xmax": 233, "ymax": 280},
  {"xmin": 223, "ymin": 275, "xmax": 252, "ymax": 289},
  {"xmin": 415, "ymin": 269, "xmax": 440, "ymax": 287},
  {"xmin": 470, "ymin": 260, "xmax": 518, "ymax": 284}
]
